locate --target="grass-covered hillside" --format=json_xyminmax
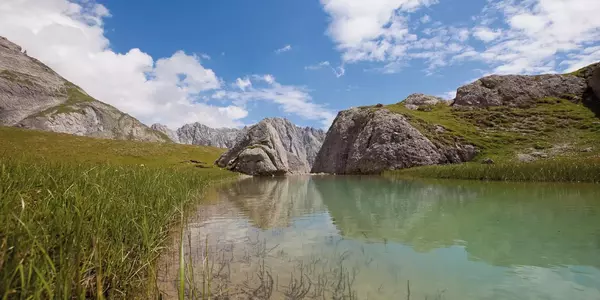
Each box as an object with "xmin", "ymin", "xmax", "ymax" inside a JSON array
[
  {"xmin": 0, "ymin": 127, "xmax": 236, "ymax": 299},
  {"xmin": 385, "ymin": 97, "xmax": 600, "ymax": 162},
  {"xmin": 383, "ymin": 73, "xmax": 600, "ymax": 182}
]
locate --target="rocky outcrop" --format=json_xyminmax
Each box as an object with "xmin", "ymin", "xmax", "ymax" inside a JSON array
[
  {"xmin": 454, "ymin": 74, "xmax": 587, "ymax": 107},
  {"xmin": 590, "ymin": 65, "xmax": 600, "ymax": 101},
  {"xmin": 311, "ymin": 108, "xmax": 476, "ymax": 174},
  {"xmin": 215, "ymin": 118, "xmax": 325, "ymax": 176},
  {"xmin": 151, "ymin": 123, "xmax": 179, "ymax": 143},
  {"xmin": 177, "ymin": 123, "xmax": 242, "ymax": 148},
  {"xmin": 0, "ymin": 36, "xmax": 168, "ymax": 142},
  {"xmin": 403, "ymin": 93, "xmax": 445, "ymax": 110}
]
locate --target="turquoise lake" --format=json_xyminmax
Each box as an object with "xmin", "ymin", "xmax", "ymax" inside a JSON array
[{"xmin": 162, "ymin": 176, "xmax": 600, "ymax": 299}]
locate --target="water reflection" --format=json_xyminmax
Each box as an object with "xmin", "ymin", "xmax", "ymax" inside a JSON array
[
  {"xmin": 160, "ymin": 176, "xmax": 600, "ymax": 300},
  {"xmin": 315, "ymin": 176, "xmax": 600, "ymax": 268}
]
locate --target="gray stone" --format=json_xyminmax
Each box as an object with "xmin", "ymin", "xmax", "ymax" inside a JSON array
[
  {"xmin": 481, "ymin": 158, "xmax": 494, "ymax": 165},
  {"xmin": 0, "ymin": 36, "xmax": 168, "ymax": 142},
  {"xmin": 454, "ymin": 74, "xmax": 587, "ymax": 107},
  {"xmin": 517, "ymin": 153, "xmax": 536, "ymax": 163},
  {"xmin": 215, "ymin": 118, "xmax": 325, "ymax": 176},
  {"xmin": 311, "ymin": 108, "xmax": 476, "ymax": 174},
  {"xmin": 530, "ymin": 151, "xmax": 549, "ymax": 158},
  {"xmin": 402, "ymin": 93, "xmax": 445, "ymax": 110}
]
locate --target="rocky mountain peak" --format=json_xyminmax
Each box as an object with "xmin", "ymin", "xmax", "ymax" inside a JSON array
[
  {"xmin": 150, "ymin": 123, "xmax": 179, "ymax": 143},
  {"xmin": 0, "ymin": 36, "xmax": 169, "ymax": 142}
]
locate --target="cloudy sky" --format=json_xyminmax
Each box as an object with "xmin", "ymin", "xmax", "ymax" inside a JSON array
[{"xmin": 1, "ymin": 0, "xmax": 599, "ymax": 129}]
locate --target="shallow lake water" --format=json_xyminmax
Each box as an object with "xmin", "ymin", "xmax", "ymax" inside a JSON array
[{"xmin": 159, "ymin": 176, "xmax": 600, "ymax": 299}]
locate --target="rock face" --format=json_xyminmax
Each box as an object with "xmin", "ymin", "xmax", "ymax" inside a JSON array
[
  {"xmin": 589, "ymin": 65, "xmax": 600, "ymax": 101},
  {"xmin": 0, "ymin": 36, "xmax": 168, "ymax": 142},
  {"xmin": 215, "ymin": 118, "xmax": 326, "ymax": 176},
  {"xmin": 454, "ymin": 74, "xmax": 587, "ymax": 107},
  {"xmin": 177, "ymin": 122, "xmax": 242, "ymax": 148},
  {"xmin": 311, "ymin": 108, "xmax": 476, "ymax": 174},
  {"xmin": 403, "ymin": 93, "xmax": 445, "ymax": 110},
  {"xmin": 151, "ymin": 123, "xmax": 179, "ymax": 143}
]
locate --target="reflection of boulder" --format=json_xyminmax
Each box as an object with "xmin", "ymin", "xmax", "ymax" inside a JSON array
[
  {"xmin": 314, "ymin": 177, "xmax": 600, "ymax": 268},
  {"xmin": 217, "ymin": 176, "xmax": 327, "ymax": 229}
]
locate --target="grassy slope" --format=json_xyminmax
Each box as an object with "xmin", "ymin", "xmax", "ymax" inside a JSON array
[
  {"xmin": 0, "ymin": 126, "xmax": 236, "ymax": 299},
  {"xmin": 381, "ymin": 97, "xmax": 600, "ymax": 182}
]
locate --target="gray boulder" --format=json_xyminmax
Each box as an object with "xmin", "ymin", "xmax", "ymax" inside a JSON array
[
  {"xmin": 0, "ymin": 36, "xmax": 168, "ymax": 142},
  {"xmin": 403, "ymin": 93, "xmax": 445, "ymax": 110},
  {"xmin": 215, "ymin": 118, "xmax": 325, "ymax": 176},
  {"xmin": 454, "ymin": 74, "xmax": 586, "ymax": 107},
  {"xmin": 311, "ymin": 108, "xmax": 476, "ymax": 174}
]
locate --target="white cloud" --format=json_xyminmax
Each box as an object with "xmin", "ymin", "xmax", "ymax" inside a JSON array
[
  {"xmin": 466, "ymin": 0, "xmax": 600, "ymax": 74},
  {"xmin": 560, "ymin": 45, "xmax": 600, "ymax": 72},
  {"xmin": 320, "ymin": 0, "xmax": 439, "ymax": 63},
  {"xmin": 275, "ymin": 44, "xmax": 292, "ymax": 54},
  {"xmin": 333, "ymin": 65, "xmax": 345, "ymax": 77},
  {"xmin": 262, "ymin": 74, "xmax": 276, "ymax": 84},
  {"xmin": 0, "ymin": 0, "xmax": 332, "ymax": 129},
  {"xmin": 305, "ymin": 61, "xmax": 331, "ymax": 70},
  {"xmin": 305, "ymin": 61, "xmax": 345, "ymax": 77},
  {"xmin": 213, "ymin": 76, "xmax": 335, "ymax": 128},
  {"xmin": 438, "ymin": 90, "xmax": 456, "ymax": 100},
  {"xmin": 235, "ymin": 77, "xmax": 252, "ymax": 91},
  {"xmin": 321, "ymin": 0, "xmax": 600, "ymax": 76},
  {"xmin": 473, "ymin": 27, "xmax": 502, "ymax": 42},
  {"xmin": 0, "ymin": 0, "xmax": 247, "ymax": 129}
]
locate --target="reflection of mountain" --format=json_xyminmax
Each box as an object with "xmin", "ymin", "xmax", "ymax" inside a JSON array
[
  {"xmin": 217, "ymin": 176, "xmax": 327, "ymax": 229},
  {"xmin": 314, "ymin": 177, "xmax": 600, "ymax": 268}
]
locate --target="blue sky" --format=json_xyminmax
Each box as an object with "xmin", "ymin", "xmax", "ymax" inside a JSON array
[{"xmin": 1, "ymin": 0, "xmax": 599, "ymax": 129}]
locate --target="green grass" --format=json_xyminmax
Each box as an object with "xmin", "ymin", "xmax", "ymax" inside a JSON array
[
  {"xmin": 0, "ymin": 126, "xmax": 236, "ymax": 298},
  {"xmin": 33, "ymin": 82, "xmax": 96, "ymax": 117},
  {"xmin": 384, "ymin": 98, "xmax": 600, "ymax": 161},
  {"xmin": 382, "ymin": 96, "xmax": 600, "ymax": 182},
  {"xmin": 0, "ymin": 70, "xmax": 35, "ymax": 86},
  {"xmin": 385, "ymin": 158, "xmax": 600, "ymax": 183}
]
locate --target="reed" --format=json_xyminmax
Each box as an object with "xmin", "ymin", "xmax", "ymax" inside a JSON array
[{"xmin": 0, "ymin": 126, "xmax": 236, "ymax": 298}]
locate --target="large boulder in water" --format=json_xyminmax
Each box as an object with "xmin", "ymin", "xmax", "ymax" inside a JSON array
[
  {"xmin": 454, "ymin": 74, "xmax": 586, "ymax": 107},
  {"xmin": 311, "ymin": 108, "xmax": 476, "ymax": 174},
  {"xmin": 215, "ymin": 118, "xmax": 325, "ymax": 176}
]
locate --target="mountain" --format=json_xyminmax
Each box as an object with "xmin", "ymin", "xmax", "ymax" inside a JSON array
[
  {"xmin": 215, "ymin": 118, "xmax": 326, "ymax": 176},
  {"xmin": 0, "ymin": 37, "xmax": 169, "ymax": 142},
  {"xmin": 177, "ymin": 122, "xmax": 242, "ymax": 148},
  {"xmin": 312, "ymin": 62, "xmax": 600, "ymax": 174},
  {"xmin": 150, "ymin": 122, "xmax": 244, "ymax": 148},
  {"xmin": 150, "ymin": 123, "xmax": 180, "ymax": 143}
]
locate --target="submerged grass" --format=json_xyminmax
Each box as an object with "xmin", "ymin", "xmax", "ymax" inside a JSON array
[{"xmin": 0, "ymin": 126, "xmax": 236, "ymax": 298}]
